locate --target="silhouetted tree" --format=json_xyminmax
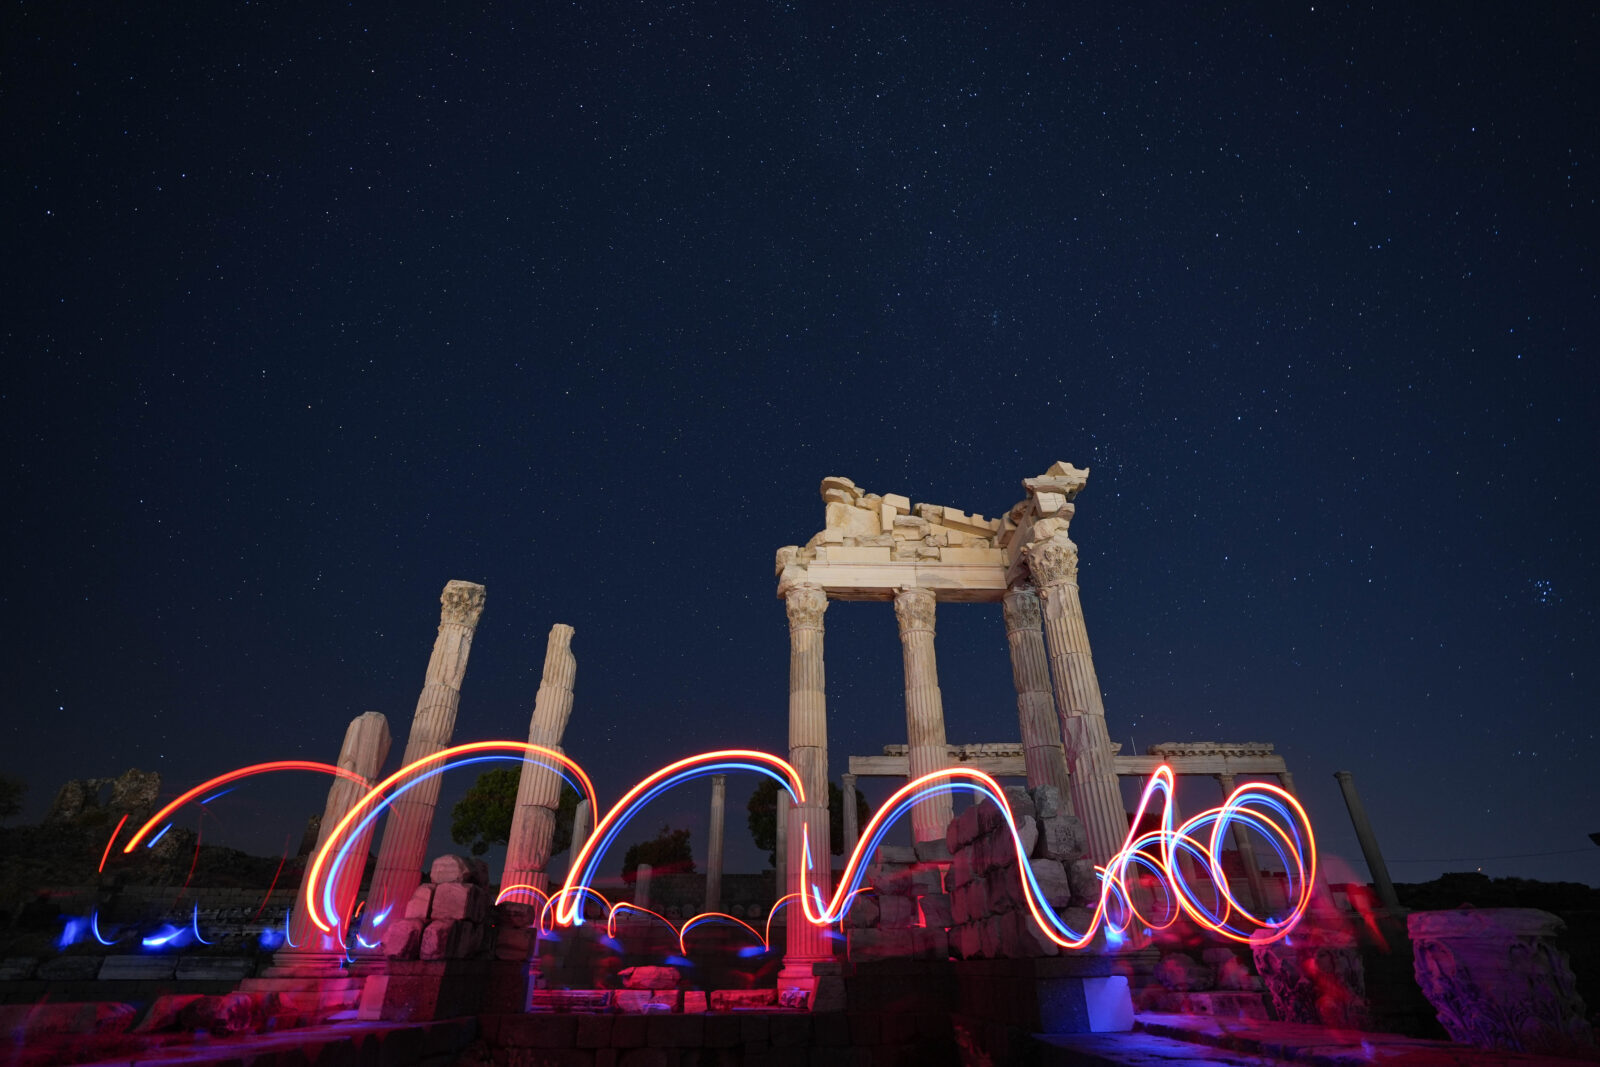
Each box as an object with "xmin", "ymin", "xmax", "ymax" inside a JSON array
[
  {"xmin": 0, "ymin": 774, "xmax": 24, "ymax": 825},
  {"xmin": 621, "ymin": 824, "xmax": 695, "ymax": 880},
  {"xmin": 746, "ymin": 779, "xmax": 868, "ymax": 867},
  {"xmin": 449, "ymin": 767, "xmax": 579, "ymax": 857}
]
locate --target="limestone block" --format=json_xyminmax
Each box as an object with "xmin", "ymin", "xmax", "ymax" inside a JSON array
[
  {"xmin": 621, "ymin": 965, "xmax": 682, "ymax": 990},
  {"xmin": 431, "ymin": 882, "xmax": 487, "ymax": 922},
  {"xmin": 914, "ymin": 927, "xmax": 950, "ymax": 960},
  {"xmin": 1003, "ymin": 910, "xmax": 1059, "ymax": 958},
  {"xmin": 844, "ymin": 895, "xmax": 879, "ymax": 929},
  {"xmin": 494, "ymin": 925, "xmax": 535, "ymax": 961},
  {"xmin": 992, "ymin": 831, "xmax": 1018, "ymax": 870},
  {"xmin": 848, "ymin": 927, "xmax": 917, "ymax": 962},
  {"xmin": 710, "ymin": 989, "xmax": 776, "ymax": 1010},
  {"xmin": 913, "ymin": 837, "xmax": 952, "ymax": 864},
  {"xmin": 975, "ymin": 799, "xmax": 1003, "ymax": 835},
  {"xmin": 615, "ymin": 990, "xmax": 679, "ymax": 1013},
  {"xmin": 0, "ymin": 958, "xmax": 35, "ymax": 981},
  {"xmin": 429, "ymin": 855, "xmax": 476, "ymax": 884},
  {"xmin": 1003, "ymin": 786, "xmax": 1036, "ymax": 820},
  {"xmin": 954, "ymin": 923, "xmax": 981, "ymax": 959},
  {"xmin": 682, "ymin": 991, "xmax": 708, "ymax": 1013},
  {"xmin": 1031, "ymin": 785, "xmax": 1063, "ymax": 819},
  {"xmin": 1156, "ymin": 953, "xmax": 1215, "ymax": 991},
  {"xmin": 459, "ymin": 920, "xmax": 484, "ymax": 957},
  {"xmin": 947, "ymin": 805, "xmax": 980, "ymax": 852},
  {"xmin": 913, "ymin": 867, "xmax": 945, "ymax": 894},
  {"xmin": 179, "ymin": 993, "xmax": 266, "ymax": 1036},
  {"xmin": 877, "ymin": 867, "xmax": 917, "ymax": 897},
  {"xmin": 939, "ymin": 547, "xmax": 1004, "ymax": 565},
  {"xmin": 812, "ymin": 976, "xmax": 847, "ymax": 1012},
  {"xmin": 878, "ymin": 894, "xmax": 916, "ymax": 929},
  {"xmin": 1018, "ymin": 815, "xmax": 1039, "ymax": 857},
  {"xmin": 1068, "ymin": 858, "xmax": 1101, "ymax": 905},
  {"xmin": 135, "ymin": 995, "xmax": 206, "ymax": 1033},
  {"xmin": 420, "ymin": 918, "xmax": 465, "ymax": 960},
  {"xmin": 1029, "ymin": 857, "xmax": 1073, "ymax": 908},
  {"xmin": 1040, "ymin": 814, "xmax": 1088, "ymax": 862},
  {"xmin": 951, "ymin": 848, "xmax": 973, "ymax": 888},
  {"xmin": 989, "ymin": 869, "xmax": 1027, "ymax": 913},
  {"xmin": 404, "ymin": 884, "xmax": 434, "ymax": 921},
  {"xmin": 876, "ymin": 844, "xmax": 917, "ymax": 865},
  {"xmin": 951, "ymin": 887, "xmax": 969, "ymax": 925},
  {"xmin": 967, "ymin": 878, "xmax": 990, "ymax": 919},
  {"xmin": 497, "ymin": 902, "xmax": 537, "ymax": 930},
  {"xmin": 979, "ymin": 915, "xmax": 1001, "ymax": 958},
  {"xmin": 820, "ymin": 475, "xmax": 860, "ymax": 499},
  {"xmin": 36, "ymin": 957, "xmax": 101, "ymax": 981},
  {"xmin": 919, "ymin": 892, "xmax": 953, "ymax": 928}
]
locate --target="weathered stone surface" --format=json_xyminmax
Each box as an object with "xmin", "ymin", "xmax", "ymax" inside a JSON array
[
  {"xmin": 174, "ymin": 956, "xmax": 253, "ymax": 981},
  {"xmin": 1028, "ymin": 857, "xmax": 1072, "ymax": 907},
  {"xmin": 878, "ymin": 894, "xmax": 916, "ymax": 928},
  {"xmin": 420, "ymin": 918, "xmax": 468, "ymax": 959},
  {"xmin": 620, "ymin": 965, "xmax": 681, "ymax": 990},
  {"xmin": 1409, "ymin": 907, "xmax": 1598, "ymax": 1059},
  {"xmin": 98, "ymin": 955, "xmax": 177, "ymax": 980},
  {"xmin": 404, "ymin": 883, "xmax": 435, "ymax": 921},
  {"xmin": 876, "ymin": 844, "xmax": 916, "ymax": 865},
  {"xmin": 0, "ymin": 958, "xmax": 36, "ymax": 980},
  {"xmin": 35, "ymin": 955, "xmax": 102, "ymax": 981},
  {"xmin": 1018, "ymin": 814, "xmax": 1039, "ymax": 857},
  {"xmin": 0, "ymin": 1001, "xmax": 137, "ymax": 1038},
  {"xmin": 496, "ymin": 901, "xmax": 537, "ymax": 929},
  {"xmin": 430, "ymin": 854, "xmax": 477, "ymax": 885},
  {"xmin": 431, "ymin": 881, "xmax": 486, "ymax": 922},
  {"xmin": 913, "ymin": 836, "xmax": 952, "ymax": 864},
  {"xmin": 710, "ymin": 989, "xmax": 776, "ymax": 1010},
  {"xmin": 1003, "ymin": 786, "xmax": 1036, "ymax": 820},
  {"xmin": 1031, "ymin": 784, "xmax": 1063, "ymax": 819},
  {"xmin": 615, "ymin": 989, "xmax": 678, "ymax": 1013},
  {"xmin": 1039, "ymin": 813, "xmax": 1087, "ymax": 861},
  {"xmin": 1155, "ymin": 952, "xmax": 1215, "ymax": 991},
  {"xmin": 383, "ymin": 917, "xmax": 424, "ymax": 958},
  {"xmin": 848, "ymin": 927, "xmax": 916, "ymax": 962},
  {"xmin": 134, "ymin": 995, "xmax": 205, "ymax": 1032},
  {"xmin": 1067, "ymin": 857, "xmax": 1100, "ymax": 904},
  {"xmin": 920, "ymin": 891, "xmax": 953, "ymax": 928},
  {"xmin": 179, "ymin": 993, "xmax": 267, "ymax": 1035},
  {"xmin": 682, "ymin": 990, "xmax": 707, "ymax": 1013},
  {"xmin": 1253, "ymin": 934, "xmax": 1371, "ymax": 1029},
  {"xmin": 494, "ymin": 924, "xmax": 535, "ymax": 961},
  {"xmin": 844, "ymin": 894, "xmax": 879, "ymax": 928}
]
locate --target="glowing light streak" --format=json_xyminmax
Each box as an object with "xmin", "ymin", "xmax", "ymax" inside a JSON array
[
  {"xmin": 59, "ymin": 917, "xmax": 87, "ymax": 949},
  {"xmin": 557, "ymin": 751, "xmax": 801, "ymax": 926},
  {"xmin": 98, "ymin": 814, "xmax": 130, "ymax": 873},
  {"xmin": 678, "ymin": 912, "xmax": 765, "ymax": 956},
  {"xmin": 494, "ymin": 884, "xmax": 552, "ymax": 908},
  {"xmin": 124, "ymin": 760, "xmax": 368, "ymax": 852},
  {"xmin": 91, "ymin": 911, "xmax": 116, "ymax": 946},
  {"xmin": 538, "ymin": 886, "xmax": 612, "ymax": 936},
  {"xmin": 606, "ymin": 902, "xmax": 674, "ymax": 939},
  {"xmin": 142, "ymin": 924, "xmax": 184, "ymax": 948},
  {"xmin": 765, "ymin": 893, "xmax": 798, "ymax": 949},
  {"xmin": 198, "ymin": 788, "xmax": 235, "ymax": 804},
  {"xmin": 191, "ymin": 903, "xmax": 212, "ymax": 945},
  {"xmin": 147, "ymin": 823, "xmax": 172, "ymax": 848},
  {"xmin": 305, "ymin": 741, "xmax": 598, "ymax": 934},
  {"xmin": 356, "ymin": 936, "xmax": 380, "ymax": 949},
  {"xmin": 283, "ymin": 907, "xmax": 301, "ymax": 949}
]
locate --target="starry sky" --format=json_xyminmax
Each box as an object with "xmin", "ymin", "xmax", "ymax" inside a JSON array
[{"xmin": 4, "ymin": 3, "xmax": 1596, "ymax": 889}]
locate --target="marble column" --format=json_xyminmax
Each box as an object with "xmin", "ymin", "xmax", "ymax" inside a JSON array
[
  {"xmin": 1217, "ymin": 773, "xmax": 1268, "ymax": 914},
  {"xmin": 841, "ymin": 773, "xmax": 860, "ymax": 855},
  {"xmin": 367, "ymin": 580, "xmax": 487, "ymax": 922},
  {"xmin": 774, "ymin": 791, "xmax": 789, "ymax": 918},
  {"xmin": 705, "ymin": 775, "xmax": 726, "ymax": 912},
  {"xmin": 893, "ymin": 586, "xmax": 954, "ymax": 843},
  {"xmin": 502, "ymin": 624, "xmax": 577, "ymax": 895},
  {"xmin": 1334, "ymin": 770, "xmax": 1400, "ymax": 910},
  {"xmin": 571, "ymin": 800, "xmax": 593, "ymax": 862},
  {"xmin": 276, "ymin": 711, "xmax": 392, "ymax": 965},
  {"xmin": 1001, "ymin": 582, "xmax": 1072, "ymax": 796},
  {"xmin": 1025, "ymin": 531, "xmax": 1125, "ymax": 866},
  {"xmin": 1277, "ymin": 771, "xmax": 1299, "ymax": 799},
  {"xmin": 634, "ymin": 864, "xmax": 653, "ymax": 909},
  {"xmin": 781, "ymin": 582, "xmax": 832, "ymax": 981}
]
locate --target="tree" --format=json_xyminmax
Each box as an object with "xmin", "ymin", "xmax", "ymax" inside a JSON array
[
  {"xmin": 747, "ymin": 779, "xmax": 869, "ymax": 867},
  {"xmin": 449, "ymin": 767, "xmax": 580, "ymax": 857},
  {"xmin": 0, "ymin": 773, "xmax": 23, "ymax": 825},
  {"xmin": 621, "ymin": 824, "xmax": 694, "ymax": 881}
]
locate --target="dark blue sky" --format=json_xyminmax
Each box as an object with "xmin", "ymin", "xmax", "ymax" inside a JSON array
[{"xmin": 4, "ymin": 3, "xmax": 1595, "ymax": 887}]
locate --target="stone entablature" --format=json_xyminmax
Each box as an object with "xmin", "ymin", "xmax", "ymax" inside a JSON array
[
  {"xmin": 1147, "ymin": 742, "xmax": 1276, "ymax": 759},
  {"xmin": 882, "ymin": 742, "xmax": 1025, "ymax": 759},
  {"xmin": 775, "ymin": 462, "xmax": 1089, "ymax": 602}
]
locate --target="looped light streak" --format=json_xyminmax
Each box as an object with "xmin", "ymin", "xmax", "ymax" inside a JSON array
[
  {"xmin": 145, "ymin": 742, "xmax": 1311, "ymax": 956},
  {"xmin": 123, "ymin": 761, "xmax": 371, "ymax": 853},
  {"xmin": 304, "ymin": 741, "xmax": 599, "ymax": 935}
]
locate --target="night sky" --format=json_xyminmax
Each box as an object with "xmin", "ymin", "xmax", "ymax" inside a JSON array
[{"xmin": 5, "ymin": 4, "xmax": 1596, "ymax": 890}]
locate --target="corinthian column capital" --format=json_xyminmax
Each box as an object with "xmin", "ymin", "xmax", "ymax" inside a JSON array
[
  {"xmin": 1001, "ymin": 583, "xmax": 1042, "ymax": 632},
  {"xmin": 893, "ymin": 586, "xmax": 937, "ymax": 634},
  {"xmin": 784, "ymin": 582, "xmax": 828, "ymax": 630},
  {"xmin": 1024, "ymin": 532, "xmax": 1078, "ymax": 587},
  {"xmin": 440, "ymin": 580, "xmax": 487, "ymax": 628}
]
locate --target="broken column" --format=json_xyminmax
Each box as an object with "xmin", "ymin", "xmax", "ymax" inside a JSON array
[
  {"xmin": 366, "ymin": 580, "xmax": 487, "ymax": 925},
  {"xmin": 501, "ymin": 624, "xmax": 577, "ymax": 895},
  {"xmin": 1024, "ymin": 493, "xmax": 1124, "ymax": 867},
  {"xmin": 1002, "ymin": 581, "xmax": 1072, "ymax": 796},
  {"xmin": 780, "ymin": 581, "xmax": 833, "ymax": 984},
  {"xmin": 893, "ymin": 586, "xmax": 954, "ymax": 843},
  {"xmin": 705, "ymin": 774, "xmax": 726, "ymax": 912},
  {"xmin": 277, "ymin": 711, "xmax": 392, "ymax": 963},
  {"xmin": 1333, "ymin": 770, "xmax": 1400, "ymax": 910}
]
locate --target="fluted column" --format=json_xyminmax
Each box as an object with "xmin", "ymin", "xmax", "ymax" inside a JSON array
[
  {"xmin": 893, "ymin": 587, "xmax": 954, "ymax": 843},
  {"xmin": 1334, "ymin": 770, "xmax": 1400, "ymax": 910},
  {"xmin": 781, "ymin": 582, "xmax": 832, "ymax": 980},
  {"xmin": 276, "ymin": 711, "xmax": 391, "ymax": 966},
  {"xmin": 1217, "ymin": 773, "xmax": 1267, "ymax": 914},
  {"xmin": 1001, "ymin": 582, "xmax": 1072, "ymax": 796},
  {"xmin": 502, "ymin": 624, "xmax": 578, "ymax": 894},
  {"xmin": 774, "ymin": 791, "xmax": 789, "ymax": 917},
  {"xmin": 1025, "ymin": 532, "xmax": 1124, "ymax": 865},
  {"xmin": 841, "ymin": 773, "xmax": 860, "ymax": 855},
  {"xmin": 705, "ymin": 775, "xmax": 726, "ymax": 912},
  {"xmin": 367, "ymin": 580, "xmax": 487, "ymax": 922},
  {"xmin": 571, "ymin": 799, "xmax": 592, "ymax": 861}
]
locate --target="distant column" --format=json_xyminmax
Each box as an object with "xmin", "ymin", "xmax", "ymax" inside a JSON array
[
  {"xmin": 841, "ymin": 773, "xmax": 860, "ymax": 855},
  {"xmin": 277, "ymin": 711, "xmax": 392, "ymax": 965},
  {"xmin": 571, "ymin": 800, "xmax": 593, "ymax": 860},
  {"xmin": 705, "ymin": 774, "xmax": 726, "ymax": 912},
  {"xmin": 1002, "ymin": 582, "xmax": 1072, "ymax": 796},
  {"xmin": 502, "ymin": 624, "xmax": 578, "ymax": 895},
  {"xmin": 774, "ymin": 791, "xmax": 789, "ymax": 917},
  {"xmin": 1217, "ymin": 773, "xmax": 1267, "ymax": 914},
  {"xmin": 893, "ymin": 587, "xmax": 954, "ymax": 843},
  {"xmin": 780, "ymin": 581, "xmax": 832, "ymax": 982},
  {"xmin": 1025, "ymin": 532, "xmax": 1125, "ymax": 866},
  {"xmin": 634, "ymin": 864, "xmax": 653, "ymax": 910},
  {"xmin": 366, "ymin": 580, "xmax": 487, "ymax": 922},
  {"xmin": 1333, "ymin": 770, "xmax": 1400, "ymax": 910},
  {"xmin": 1277, "ymin": 771, "xmax": 1299, "ymax": 799}
]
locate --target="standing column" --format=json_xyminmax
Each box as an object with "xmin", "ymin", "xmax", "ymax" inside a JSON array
[
  {"xmin": 1277, "ymin": 771, "xmax": 1299, "ymax": 799},
  {"xmin": 893, "ymin": 587, "xmax": 954, "ymax": 843},
  {"xmin": 781, "ymin": 582, "xmax": 832, "ymax": 982},
  {"xmin": 705, "ymin": 775, "xmax": 726, "ymax": 912},
  {"xmin": 276, "ymin": 711, "xmax": 392, "ymax": 965},
  {"xmin": 841, "ymin": 773, "xmax": 860, "ymax": 855},
  {"xmin": 1025, "ymin": 531, "xmax": 1125, "ymax": 866},
  {"xmin": 570, "ymin": 800, "xmax": 593, "ymax": 862},
  {"xmin": 502, "ymin": 624, "xmax": 578, "ymax": 895},
  {"xmin": 1333, "ymin": 770, "xmax": 1401, "ymax": 910},
  {"xmin": 1002, "ymin": 582, "xmax": 1072, "ymax": 795},
  {"xmin": 774, "ymin": 792, "xmax": 789, "ymax": 917},
  {"xmin": 1217, "ymin": 773, "xmax": 1268, "ymax": 914},
  {"xmin": 367, "ymin": 580, "xmax": 487, "ymax": 921}
]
